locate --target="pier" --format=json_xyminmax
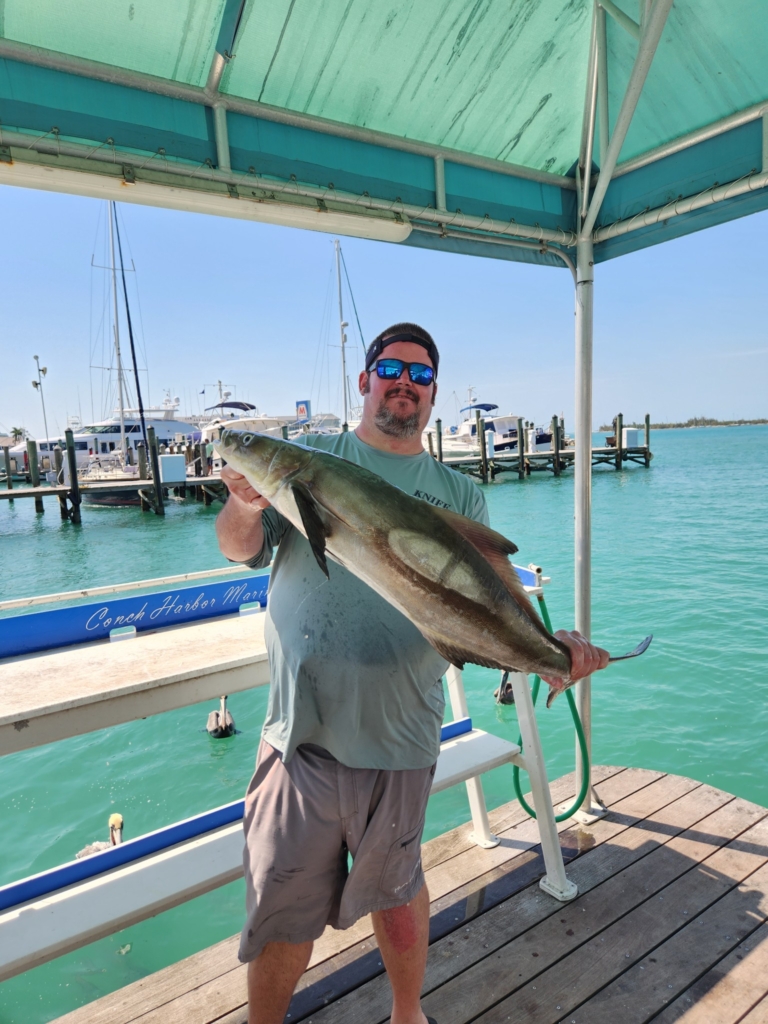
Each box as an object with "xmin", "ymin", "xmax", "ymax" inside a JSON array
[{"xmin": 52, "ymin": 766, "xmax": 768, "ymax": 1024}]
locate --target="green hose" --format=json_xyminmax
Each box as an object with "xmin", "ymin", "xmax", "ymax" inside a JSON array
[{"xmin": 510, "ymin": 594, "xmax": 590, "ymax": 822}]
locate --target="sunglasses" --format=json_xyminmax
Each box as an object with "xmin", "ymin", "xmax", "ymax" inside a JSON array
[{"xmin": 374, "ymin": 358, "xmax": 435, "ymax": 386}]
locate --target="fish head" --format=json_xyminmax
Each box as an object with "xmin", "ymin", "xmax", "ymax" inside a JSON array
[{"xmin": 215, "ymin": 430, "xmax": 313, "ymax": 499}]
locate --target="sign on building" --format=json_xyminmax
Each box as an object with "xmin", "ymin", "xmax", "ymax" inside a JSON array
[{"xmin": 295, "ymin": 400, "xmax": 311, "ymax": 424}]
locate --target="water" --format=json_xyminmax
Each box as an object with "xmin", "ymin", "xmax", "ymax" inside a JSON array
[{"xmin": 1, "ymin": 426, "xmax": 767, "ymax": 1021}]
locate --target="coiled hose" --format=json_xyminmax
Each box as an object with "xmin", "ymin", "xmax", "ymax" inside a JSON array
[{"xmin": 511, "ymin": 593, "xmax": 590, "ymax": 822}]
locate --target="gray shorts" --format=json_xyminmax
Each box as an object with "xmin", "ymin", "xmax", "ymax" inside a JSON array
[{"xmin": 239, "ymin": 739, "xmax": 435, "ymax": 962}]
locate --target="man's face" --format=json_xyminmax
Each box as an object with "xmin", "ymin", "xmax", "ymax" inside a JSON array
[{"xmin": 359, "ymin": 340, "xmax": 437, "ymax": 439}]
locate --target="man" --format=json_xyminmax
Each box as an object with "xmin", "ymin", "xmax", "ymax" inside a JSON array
[{"xmin": 216, "ymin": 323, "xmax": 608, "ymax": 1024}]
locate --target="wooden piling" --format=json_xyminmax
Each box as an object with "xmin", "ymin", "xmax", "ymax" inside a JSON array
[
  {"xmin": 427, "ymin": 432, "xmax": 435, "ymax": 458},
  {"xmin": 147, "ymin": 426, "xmax": 165, "ymax": 516},
  {"xmin": 551, "ymin": 416, "xmax": 561, "ymax": 476},
  {"xmin": 3, "ymin": 446, "xmax": 13, "ymax": 502},
  {"xmin": 64, "ymin": 429, "xmax": 82, "ymax": 524},
  {"xmin": 53, "ymin": 446, "xmax": 68, "ymax": 519},
  {"xmin": 281, "ymin": 425, "xmax": 289, "ymax": 440},
  {"xmin": 27, "ymin": 440, "xmax": 44, "ymax": 513},
  {"xmin": 615, "ymin": 412, "xmax": 623, "ymax": 470},
  {"xmin": 517, "ymin": 417, "xmax": 525, "ymax": 479},
  {"xmin": 476, "ymin": 411, "xmax": 488, "ymax": 485},
  {"xmin": 435, "ymin": 418, "xmax": 443, "ymax": 462},
  {"xmin": 644, "ymin": 413, "xmax": 651, "ymax": 467}
]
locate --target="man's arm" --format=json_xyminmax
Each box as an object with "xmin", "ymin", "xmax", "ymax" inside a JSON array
[{"xmin": 215, "ymin": 466, "xmax": 271, "ymax": 563}]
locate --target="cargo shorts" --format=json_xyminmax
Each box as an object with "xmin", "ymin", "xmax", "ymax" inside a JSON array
[{"xmin": 238, "ymin": 739, "xmax": 436, "ymax": 962}]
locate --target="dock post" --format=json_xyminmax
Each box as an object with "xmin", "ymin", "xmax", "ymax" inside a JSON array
[
  {"xmin": 517, "ymin": 417, "xmax": 525, "ymax": 479},
  {"xmin": 615, "ymin": 412, "xmax": 623, "ymax": 470},
  {"xmin": 53, "ymin": 446, "xmax": 68, "ymax": 520},
  {"xmin": 281, "ymin": 425, "xmax": 289, "ymax": 440},
  {"xmin": 427, "ymin": 432, "xmax": 435, "ymax": 458},
  {"xmin": 27, "ymin": 440, "xmax": 44, "ymax": 513},
  {"xmin": 476, "ymin": 411, "xmax": 488, "ymax": 485},
  {"xmin": 137, "ymin": 444, "xmax": 151, "ymax": 511},
  {"xmin": 64, "ymin": 429, "xmax": 82, "ymax": 524},
  {"xmin": 2, "ymin": 446, "xmax": 13, "ymax": 502},
  {"xmin": 147, "ymin": 426, "xmax": 165, "ymax": 516},
  {"xmin": 551, "ymin": 417, "xmax": 561, "ymax": 476},
  {"xmin": 435, "ymin": 418, "xmax": 443, "ymax": 462},
  {"xmin": 644, "ymin": 413, "xmax": 651, "ymax": 466}
]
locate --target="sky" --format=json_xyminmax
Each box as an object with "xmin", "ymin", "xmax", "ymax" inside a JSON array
[{"xmin": 1, "ymin": 182, "xmax": 766, "ymax": 440}]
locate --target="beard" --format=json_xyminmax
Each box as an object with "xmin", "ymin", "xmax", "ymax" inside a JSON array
[{"xmin": 373, "ymin": 386, "xmax": 422, "ymax": 438}]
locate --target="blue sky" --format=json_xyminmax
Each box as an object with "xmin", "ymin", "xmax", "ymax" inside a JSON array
[{"xmin": 1, "ymin": 183, "xmax": 766, "ymax": 439}]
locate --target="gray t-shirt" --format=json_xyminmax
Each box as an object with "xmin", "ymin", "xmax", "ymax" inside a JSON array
[{"xmin": 245, "ymin": 431, "xmax": 489, "ymax": 770}]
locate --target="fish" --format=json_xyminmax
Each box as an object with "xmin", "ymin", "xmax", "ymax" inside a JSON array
[{"xmin": 216, "ymin": 431, "xmax": 647, "ymax": 706}]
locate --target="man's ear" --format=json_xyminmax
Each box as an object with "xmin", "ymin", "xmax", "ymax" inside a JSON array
[
  {"xmin": 431, "ymin": 382, "xmax": 438, "ymax": 407},
  {"xmin": 359, "ymin": 370, "xmax": 370, "ymax": 395}
]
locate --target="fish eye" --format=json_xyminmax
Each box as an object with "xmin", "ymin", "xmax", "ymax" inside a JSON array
[{"xmin": 242, "ymin": 433, "xmax": 253, "ymax": 445}]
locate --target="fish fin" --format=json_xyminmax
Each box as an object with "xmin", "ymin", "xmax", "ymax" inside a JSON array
[
  {"xmin": 427, "ymin": 634, "xmax": 510, "ymax": 673},
  {"xmin": 546, "ymin": 686, "xmax": 560, "ymax": 708},
  {"xmin": 291, "ymin": 483, "xmax": 330, "ymax": 579}
]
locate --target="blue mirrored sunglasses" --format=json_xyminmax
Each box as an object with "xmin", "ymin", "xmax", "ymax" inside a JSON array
[{"xmin": 374, "ymin": 358, "xmax": 435, "ymax": 386}]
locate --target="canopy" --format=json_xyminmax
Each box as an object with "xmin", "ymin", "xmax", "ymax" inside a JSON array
[{"xmin": 0, "ymin": 0, "xmax": 765, "ymax": 268}]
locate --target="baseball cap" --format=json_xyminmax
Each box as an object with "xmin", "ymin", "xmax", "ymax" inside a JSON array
[{"xmin": 364, "ymin": 328, "xmax": 439, "ymax": 377}]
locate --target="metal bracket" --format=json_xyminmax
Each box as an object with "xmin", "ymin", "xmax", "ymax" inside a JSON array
[
  {"xmin": 0, "ymin": 146, "xmax": 12, "ymax": 163},
  {"xmin": 227, "ymin": 184, "xmax": 238, "ymax": 199},
  {"xmin": 122, "ymin": 164, "xmax": 135, "ymax": 183},
  {"xmin": 539, "ymin": 874, "xmax": 579, "ymax": 902}
]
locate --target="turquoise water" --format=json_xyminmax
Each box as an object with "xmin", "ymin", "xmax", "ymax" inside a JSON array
[{"xmin": 1, "ymin": 426, "xmax": 767, "ymax": 1021}]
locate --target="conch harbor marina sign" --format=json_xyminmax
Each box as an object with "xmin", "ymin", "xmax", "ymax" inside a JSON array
[{"xmin": 0, "ymin": 576, "xmax": 270, "ymax": 659}]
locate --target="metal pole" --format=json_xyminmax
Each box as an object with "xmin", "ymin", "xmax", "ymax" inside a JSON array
[
  {"xmin": 108, "ymin": 200, "xmax": 127, "ymax": 456},
  {"xmin": 573, "ymin": 235, "xmax": 603, "ymax": 821},
  {"xmin": 112, "ymin": 202, "xmax": 148, "ymax": 450},
  {"xmin": 597, "ymin": 4, "xmax": 609, "ymax": 168},
  {"xmin": 335, "ymin": 240, "xmax": 349, "ymax": 431},
  {"xmin": 147, "ymin": 426, "xmax": 165, "ymax": 516},
  {"xmin": 32, "ymin": 356, "xmax": 51, "ymax": 459}
]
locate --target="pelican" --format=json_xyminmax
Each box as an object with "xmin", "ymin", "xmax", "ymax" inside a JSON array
[
  {"xmin": 76, "ymin": 812, "xmax": 123, "ymax": 858},
  {"xmin": 206, "ymin": 695, "xmax": 236, "ymax": 738}
]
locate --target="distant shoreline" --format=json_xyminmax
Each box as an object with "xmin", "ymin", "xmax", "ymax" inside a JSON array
[{"xmin": 598, "ymin": 417, "xmax": 768, "ymax": 431}]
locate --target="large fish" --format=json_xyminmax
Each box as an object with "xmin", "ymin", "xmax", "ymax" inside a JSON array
[{"xmin": 216, "ymin": 431, "xmax": 646, "ymax": 705}]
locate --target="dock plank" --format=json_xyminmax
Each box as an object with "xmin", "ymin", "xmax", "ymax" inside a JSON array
[
  {"xmin": 741, "ymin": 996, "xmax": 768, "ymax": 1024},
  {"xmin": 563, "ymin": 856, "xmax": 768, "ymax": 1024},
  {"xmin": 650, "ymin": 920, "xmax": 768, "ymax": 1023}
]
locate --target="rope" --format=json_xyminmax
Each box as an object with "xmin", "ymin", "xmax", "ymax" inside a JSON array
[{"xmin": 510, "ymin": 593, "xmax": 591, "ymax": 821}]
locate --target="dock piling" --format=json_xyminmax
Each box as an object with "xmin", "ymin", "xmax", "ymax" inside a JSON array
[
  {"xmin": 281, "ymin": 425, "xmax": 289, "ymax": 440},
  {"xmin": 615, "ymin": 412, "xmax": 623, "ymax": 470},
  {"xmin": 551, "ymin": 417, "xmax": 561, "ymax": 476},
  {"xmin": 435, "ymin": 418, "xmax": 443, "ymax": 462},
  {"xmin": 64, "ymin": 430, "xmax": 82, "ymax": 524},
  {"xmin": 476, "ymin": 411, "xmax": 489, "ymax": 484},
  {"xmin": 3, "ymin": 446, "xmax": 13, "ymax": 502},
  {"xmin": 644, "ymin": 413, "xmax": 651, "ymax": 466},
  {"xmin": 516, "ymin": 417, "xmax": 525, "ymax": 479},
  {"xmin": 27, "ymin": 440, "xmax": 44, "ymax": 513},
  {"xmin": 147, "ymin": 427, "xmax": 165, "ymax": 516},
  {"xmin": 53, "ymin": 446, "xmax": 68, "ymax": 520},
  {"xmin": 427, "ymin": 432, "xmax": 435, "ymax": 458}
]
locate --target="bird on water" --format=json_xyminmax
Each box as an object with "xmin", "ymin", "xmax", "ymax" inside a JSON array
[{"xmin": 76, "ymin": 812, "xmax": 123, "ymax": 858}]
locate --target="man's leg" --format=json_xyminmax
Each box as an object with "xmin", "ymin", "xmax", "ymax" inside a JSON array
[
  {"xmin": 372, "ymin": 882, "xmax": 430, "ymax": 1024},
  {"xmin": 247, "ymin": 939, "xmax": 313, "ymax": 1024}
]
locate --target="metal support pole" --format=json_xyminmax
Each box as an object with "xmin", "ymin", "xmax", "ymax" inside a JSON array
[
  {"xmin": 64, "ymin": 429, "xmax": 81, "ymax": 525},
  {"xmin": 3, "ymin": 446, "xmax": 13, "ymax": 500},
  {"xmin": 435, "ymin": 418, "xmax": 443, "ymax": 462},
  {"xmin": 597, "ymin": 4, "xmax": 609, "ymax": 168},
  {"xmin": 213, "ymin": 104, "xmax": 231, "ymax": 172},
  {"xmin": 434, "ymin": 154, "xmax": 447, "ymax": 213},
  {"xmin": 573, "ymin": 235, "xmax": 604, "ymax": 821}
]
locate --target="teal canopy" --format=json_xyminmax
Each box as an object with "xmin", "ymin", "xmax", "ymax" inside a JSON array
[{"xmin": 0, "ymin": 0, "xmax": 766, "ymax": 267}]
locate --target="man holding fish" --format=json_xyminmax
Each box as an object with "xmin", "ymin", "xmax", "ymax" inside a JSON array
[{"xmin": 216, "ymin": 324, "xmax": 609, "ymax": 1024}]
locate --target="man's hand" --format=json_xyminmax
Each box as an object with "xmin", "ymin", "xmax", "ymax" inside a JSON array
[
  {"xmin": 220, "ymin": 465, "xmax": 271, "ymax": 510},
  {"xmin": 216, "ymin": 467, "xmax": 271, "ymax": 563},
  {"xmin": 542, "ymin": 630, "xmax": 610, "ymax": 685}
]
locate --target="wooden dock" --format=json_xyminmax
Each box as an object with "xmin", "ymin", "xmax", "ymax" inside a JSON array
[
  {"xmin": 53, "ymin": 765, "xmax": 768, "ymax": 1024},
  {"xmin": 443, "ymin": 443, "xmax": 653, "ymax": 482}
]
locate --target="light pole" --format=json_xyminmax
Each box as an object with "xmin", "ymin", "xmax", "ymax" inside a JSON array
[{"xmin": 32, "ymin": 355, "xmax": 51, "ymax": 454}]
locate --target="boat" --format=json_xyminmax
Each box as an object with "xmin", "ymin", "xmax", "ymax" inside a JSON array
[{"xmin": 431, "ymin": 391, "xmax": 558, "ymax": 459}]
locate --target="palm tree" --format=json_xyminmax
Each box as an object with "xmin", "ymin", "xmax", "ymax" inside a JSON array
[{"xmin": 10, "ymin": 427, "xmax": 26, "ymax": 443}]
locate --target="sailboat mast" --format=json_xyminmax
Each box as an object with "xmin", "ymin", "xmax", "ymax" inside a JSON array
[
  {"xmin": 108, "ymin": 200, "xmax": 127, "ymax": 455},
  {"xmin": 113, "ymin": 203, "xmax": 148, "ymax": 450},
  {"xmin": 335, "ymin": 239, "xmax": 349, "ymax": 431}
]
